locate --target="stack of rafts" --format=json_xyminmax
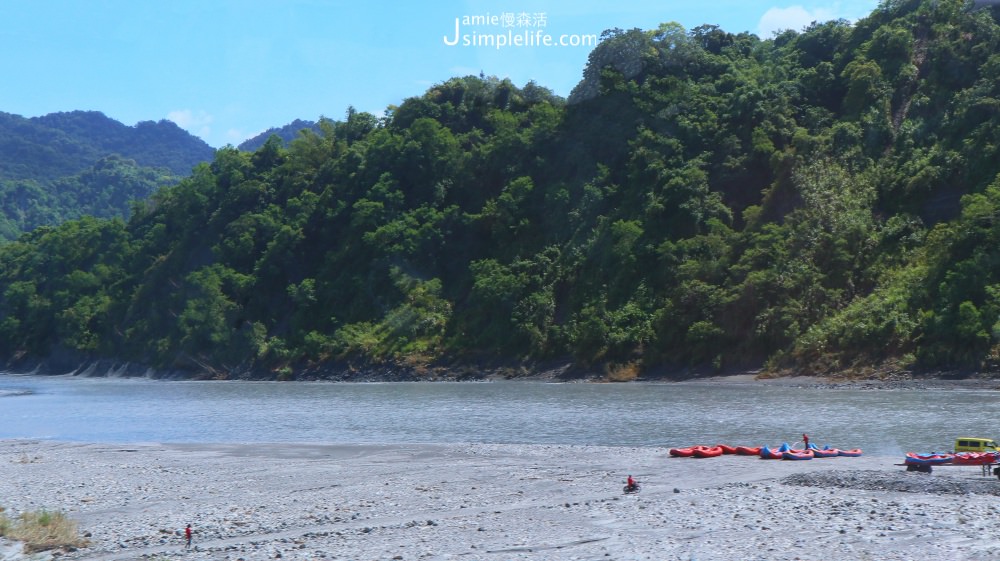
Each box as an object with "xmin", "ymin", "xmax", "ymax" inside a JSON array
[
  {"xmin": 759, "ymin": 442, "xmax": 863, "ymax": 460},
  {"xmin": 904, "ymin": 451, "xmax": 1000, "ymax": 466},
  {"xmin": 668, "ymin": 443, "xmax": 863, "ymax": 460},
  {"xmin": 668, "ymin": 445, "xmax": 760, "ymax": 458}
]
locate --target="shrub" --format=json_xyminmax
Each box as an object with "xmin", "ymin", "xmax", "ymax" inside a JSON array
[
  {"xmin": 0, "ymin": 507, "xmax": 88, "ymax": 554},
  {"xmin": 604, "ymin": 362, "xmax": 640, "ymax": 382}
]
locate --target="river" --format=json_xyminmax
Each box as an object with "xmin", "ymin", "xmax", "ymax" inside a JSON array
[{"xmin": 1, "ymin": 373, "xmax": 996, "ymax": 453}]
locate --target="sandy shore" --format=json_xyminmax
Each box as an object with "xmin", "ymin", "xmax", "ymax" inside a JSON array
[{"xmin": 3, "ymin": 440, "xmax": 1000, "ymax": 560}]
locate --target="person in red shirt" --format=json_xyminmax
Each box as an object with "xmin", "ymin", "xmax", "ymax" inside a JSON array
[
  {"xmin": 625, "ymin": 475, "xmax": 638, "ymax": 492},
  {"xmin": 803, "ymin": 434, "xmax": 810, "ymax": 449},
  {"xmin": 185, "ymin": 524, "xmax": 192, "ymax": 548}
]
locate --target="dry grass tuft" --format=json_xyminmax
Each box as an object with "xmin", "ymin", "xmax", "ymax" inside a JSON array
[
  {"xmin": 604, "ymin": 362, "xmax": 640, "ymax": 382},
  {"xmin": 0, "ymin": 508, "xmax": 88, "ymax": 554}
]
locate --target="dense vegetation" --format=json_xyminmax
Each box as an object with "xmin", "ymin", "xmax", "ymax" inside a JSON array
[
  {"xmin": 3, "ymin": 0, "xmax": 1000, "ymax": 379},
  {"xmin": 0, "ymin": 111, "xmax": 214, "ymax": 239}
]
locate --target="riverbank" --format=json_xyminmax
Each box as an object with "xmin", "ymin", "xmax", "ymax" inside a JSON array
[
  {"xmin": 10, "ymin": 345, "xmax": 1000, "ymax": 385},
  {"xmin": 3, "ymin": 441, "xmax": 1000, "ymax": 560},
  {"xmin": 11, "ymin": 355, "xmax": 1000, "ymax": 390}
]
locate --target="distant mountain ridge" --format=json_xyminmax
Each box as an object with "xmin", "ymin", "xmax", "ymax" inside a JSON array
[
  {"xmin": 237, "ymin": 119, "xmax": 322, "ymax": 151},
  {"xmin": 0, "ymin": 110, "xmax": 215, "ymax": 181},
  {"xmin": 0, "ymin": 110, "xmax": 216, "ymax": 239}
]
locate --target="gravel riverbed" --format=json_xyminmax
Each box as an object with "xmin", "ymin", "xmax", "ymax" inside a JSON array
[{"xmin": 3, "ymin": 440, "xmax": 1000, "ymax": 560}]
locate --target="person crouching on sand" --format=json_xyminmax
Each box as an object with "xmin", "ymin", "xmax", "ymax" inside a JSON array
[{"xmin": 626, "ymin": 475, "xmax": 638, "ymax": 492}]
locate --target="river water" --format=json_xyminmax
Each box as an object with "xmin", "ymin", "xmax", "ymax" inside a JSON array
[{"xmin": 0, "ymin": 373, "xmax": 996, "ymax": 454}]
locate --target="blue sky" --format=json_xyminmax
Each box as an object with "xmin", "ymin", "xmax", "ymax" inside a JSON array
[{"xmin": 0, "ymin": 0, "xmax": 879, "ymax": 148}]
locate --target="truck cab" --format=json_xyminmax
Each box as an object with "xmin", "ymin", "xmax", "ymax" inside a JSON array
[{"xmin": 954, "ymin": 437, "xmax": 1000, "ymax": 453}]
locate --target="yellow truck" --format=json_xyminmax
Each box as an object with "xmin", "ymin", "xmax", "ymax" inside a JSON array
[{"xmin": 954, "ymin": 437, "xmax": 1000, "ymax": 453}]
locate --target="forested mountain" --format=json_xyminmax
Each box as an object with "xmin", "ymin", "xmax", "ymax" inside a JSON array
[
  {"xmin": 238, "ymin": 119, "xmax": 322, "ymax": 152},
  {"xmin": 0, "ymin": 155, "xmax": 177, "ymax": 240},
  {"xmin": 0, "ymin": 111, "xmax": 214, "ymax": 180},
  {"xmin": 0, "ymin": 111, "xmax": 214, "ymax": 239},
  {"xmin": 2, "ymin": 0, "xmax": 1000, "ymax": 380}
]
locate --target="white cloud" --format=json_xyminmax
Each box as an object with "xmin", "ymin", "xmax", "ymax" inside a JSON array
[
  {"xmin": 226, "ymin": 128, "xmax": 251, "ymax": 145},
  {"xmin": 757, "ymin": 6, "xmax": 836, "ymax": 38},
  {"xmin": 166, "ymin": 109, "xmax": 213, "ymax": 140}
]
